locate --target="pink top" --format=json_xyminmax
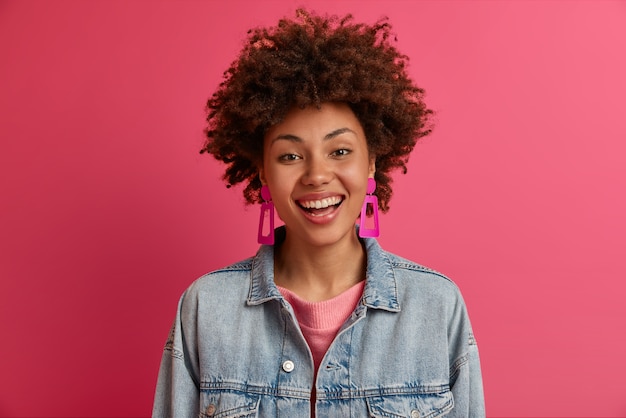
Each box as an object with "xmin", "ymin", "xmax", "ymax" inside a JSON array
[{"xmin": 278, "ymin": 281, "xmax": 366, "ymax": 371}]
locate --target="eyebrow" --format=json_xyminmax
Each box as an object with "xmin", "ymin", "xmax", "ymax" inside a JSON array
[{"xmin": 272, "ymin": 128, "xmax": 357, "ymax": 143}]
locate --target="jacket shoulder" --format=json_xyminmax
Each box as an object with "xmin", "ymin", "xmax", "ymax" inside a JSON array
[
  {"xmin": 384, "ymin": 251, "xmax": 460, "ymax": 292},
  {"xmin": 185, "ymin": 256, "xmax": 254, "ymax": 293}
]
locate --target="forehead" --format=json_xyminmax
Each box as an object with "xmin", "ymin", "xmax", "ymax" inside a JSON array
[{"xmin": 264, "ymin": 102, "xmax": 365, "ymax": 141}]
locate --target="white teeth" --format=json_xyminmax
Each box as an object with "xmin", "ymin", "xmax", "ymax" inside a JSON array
[{"xmin": 299, "ymin": 196, "xmax": 342, "ymax": 209}]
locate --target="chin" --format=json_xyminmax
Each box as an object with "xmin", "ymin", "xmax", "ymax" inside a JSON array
[{"xmin": 294, "ymin": 224, "xmax": 359, "ymax": 248}]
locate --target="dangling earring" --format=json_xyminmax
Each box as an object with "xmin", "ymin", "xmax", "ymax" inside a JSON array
[
  {"xmin": 258, "ymin": 185, "xmax": 275, "ymax": 245},
  {"xmin": 359, "ymin": 178, "xmax": 380, "ymax": 238}
]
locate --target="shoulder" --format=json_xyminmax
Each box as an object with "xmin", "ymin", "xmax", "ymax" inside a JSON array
[
  {"xmin": 363, "ymin": 237, "xmax": 466, "ymax": 308},
  {"xmin": 381, "ymin": 250, "xmax": 474, "ymax": 328},
  {"xmin": 381, "ymin": 248, "xmax": 464, "ymax": 300},
  {"xmin": 181, "ymin": 256, "xmax": 255, "ymax": 301},
  {"xmin": 366, "ymin": 237, "xmax": 459, "ymax": 290},
  {"xmin": 387, "ymin": 251, "xmax": 454, "ymax": 283},
  {"xmin": 198, "ymin": 256, "xmax": 253, "ymax": 280}
]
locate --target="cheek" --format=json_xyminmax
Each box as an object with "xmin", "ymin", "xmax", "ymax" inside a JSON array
[
  {"xmin": 342, "ymin": 161, "xmax": 372, "ymax": 191},
  {"xmin": 261, "ymin": 157, "xmax": 285, "ymax": 189},
  {"xmin": 265, "ymin": 176, "xmax": 294, "ymax": 208}
]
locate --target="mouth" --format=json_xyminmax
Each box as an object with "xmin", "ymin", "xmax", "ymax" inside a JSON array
[{"xmin": 296, "ymin": 195, "xmax": 344, "ymax": 217}]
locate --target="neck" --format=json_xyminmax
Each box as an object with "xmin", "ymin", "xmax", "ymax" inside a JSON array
[{"xmin": 274, "ymin": 229, "xmax": 366, "ymax": 302}]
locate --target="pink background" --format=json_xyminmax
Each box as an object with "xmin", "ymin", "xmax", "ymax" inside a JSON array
[{"xmin": 1, "ymin": 0, "xmax": 625, "ymax": 416}]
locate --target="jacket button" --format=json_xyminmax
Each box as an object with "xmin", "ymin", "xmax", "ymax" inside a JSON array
[
  {"xmin": 411, "ymin": 410, "xmax": 420, "ymax": 418},
  {"xmin": 282, "ymin": 360, "xmax": 295, "ymax": 372},
  {"xmin": 205, "ymin": 404, "xmax": 216, "ymax": 416}
]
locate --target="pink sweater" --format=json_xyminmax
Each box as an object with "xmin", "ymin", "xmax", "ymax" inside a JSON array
[{"xmin": 278, "ymin": 281, "xmax": 366, "ymax": 371}]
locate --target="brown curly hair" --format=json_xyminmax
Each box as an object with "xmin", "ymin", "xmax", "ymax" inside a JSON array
[{"xmin": 201, "ymin": 9, "xmax": 433, "ymax": 212}]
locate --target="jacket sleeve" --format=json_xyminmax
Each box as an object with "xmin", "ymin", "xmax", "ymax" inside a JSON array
[
  {"xmin": 152, "ymin": 293, "xmax": 200, "ymax": 418},
  {"xmin": 446, "ymin": 288, "xmax": 486, "ymax": 417},
  {"xmin": 449, "ymin": 329, "xmax": 486, "ymax": 417}
]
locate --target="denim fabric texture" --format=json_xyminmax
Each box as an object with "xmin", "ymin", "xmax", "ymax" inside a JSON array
[{"xmin": 153, "ymin": 228, "xmax": 485, "ymax": 417}]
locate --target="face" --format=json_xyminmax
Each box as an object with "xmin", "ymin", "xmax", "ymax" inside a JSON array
[{"xmin": 260, "ymin": 102, "xmax": 375, "ymax": 248}]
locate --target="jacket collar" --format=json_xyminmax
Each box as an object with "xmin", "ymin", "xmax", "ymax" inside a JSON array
[{"xmin": 247, "ymin": 227, "xmax": 400, "ymax": 312}]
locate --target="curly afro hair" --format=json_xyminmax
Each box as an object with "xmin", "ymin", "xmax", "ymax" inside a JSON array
[{"xmin": 201, "ymin": 8, "xmax": 433, "ymax": 212}]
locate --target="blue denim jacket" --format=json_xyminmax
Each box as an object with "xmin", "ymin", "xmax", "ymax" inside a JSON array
[{"xmin": 153, "ymin": 232, "xmax": 485, "ymax": 417}]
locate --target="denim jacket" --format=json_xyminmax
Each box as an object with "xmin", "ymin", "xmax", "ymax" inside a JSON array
[{"xmin": 153, "ymin": 232, "xmax": 485, "ymax": 417}]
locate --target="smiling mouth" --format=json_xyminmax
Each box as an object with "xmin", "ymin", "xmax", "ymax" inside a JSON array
[{"xmin": 297, "ymin": 196, "xmax": 344, "ymax": 216}]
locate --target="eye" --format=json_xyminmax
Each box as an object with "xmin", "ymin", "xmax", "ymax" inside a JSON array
[
  {"xmin": 278, "ymin": 153, "xmax": 301, "ymax": 162},
  {"xmin": 331, "ymin": 149, "xmax": 351, "ymax": 157}
]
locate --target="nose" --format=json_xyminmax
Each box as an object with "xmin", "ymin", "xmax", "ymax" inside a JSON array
[{"xmin": 301, "ymin": 156, "xmax": 333, "ymax": 186}]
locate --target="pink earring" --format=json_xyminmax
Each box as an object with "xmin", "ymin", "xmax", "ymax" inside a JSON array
[
  {"xmin": 258, "ymin": 185, "xmax": 275, "ymax": 245},
  {"xmin": 359, "ymin": 178, "xmax": 380, "ymax": 238}
]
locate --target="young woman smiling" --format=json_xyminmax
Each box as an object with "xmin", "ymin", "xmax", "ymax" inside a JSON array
[
  {"xmin": 261, "ymin": 103, "xmax": 375, "ymax": 302},
  {"xmin": 153, "ymin": 9, "xmax": 485, "ymax": 418}
]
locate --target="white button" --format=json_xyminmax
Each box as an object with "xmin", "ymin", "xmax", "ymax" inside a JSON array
[
  {"xmin": 282, "ymin": 360, "xmax": 295, "ymax": 372},
  {"xmin": 411, "ymin": 410, "xmax": 420, "ymax": 418}
]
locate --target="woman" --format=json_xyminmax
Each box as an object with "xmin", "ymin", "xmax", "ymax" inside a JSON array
[{"xmin": 153, "ymin": 9, "xmax": 485, "ymax": 417}]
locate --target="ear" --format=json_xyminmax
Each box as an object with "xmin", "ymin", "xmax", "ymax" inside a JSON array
[
  {"xmin": 368, "ymin": 155, "xmax": 376, "ymax": 178},
  {"xmin": 258, "ymin": 163, "xmax": 266, "ymax": 185}
]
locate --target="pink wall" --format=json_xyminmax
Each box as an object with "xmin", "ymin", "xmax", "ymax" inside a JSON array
[{"xmin": 1, "ymin": 0, "xmax": 625, "ymax": 416}]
